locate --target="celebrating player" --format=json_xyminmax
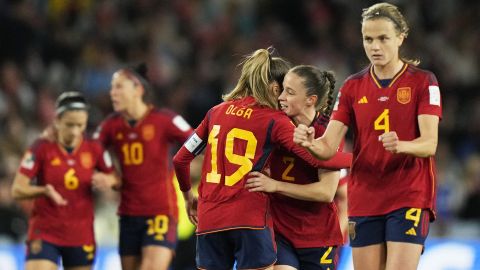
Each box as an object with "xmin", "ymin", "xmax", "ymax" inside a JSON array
[
  {"xmin": 11, "ymin": 92, "xmax": 116, "ymax": 270},
  {"xmin": 93, "ymin": 64, "xmax": 193, "ymax": 270},
  {"xmin": 293, "ymin": 3, "xmax": 442, "ymax": 270}
]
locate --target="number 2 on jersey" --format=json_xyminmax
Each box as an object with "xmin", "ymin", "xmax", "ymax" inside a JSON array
[
  {"xmin": 206, "ymin": 125, "xmax": 258, "ymax": 186},
  {"xmin": 374, "ymin": 109, "xmax": 390, "ymax": 133}
]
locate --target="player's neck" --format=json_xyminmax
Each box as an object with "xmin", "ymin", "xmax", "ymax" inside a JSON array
[
  {"xmin": 125, "ymin": 102, "xmax": 149, "ymax": 120},
  {"xmin": 293, "ymin": 109, "xmax": 316, "ymax": 127},
  {"xmin": 373, "ymin": 59, "xmax": 404, "ymax": 79}
]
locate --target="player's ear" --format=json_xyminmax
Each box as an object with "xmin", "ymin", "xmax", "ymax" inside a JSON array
[
  {"xmin": 306, "ymin": 95, "xmax": 318, "ymax": 106},
  {"xmin": 270, "ymin": 81, "xmax": 281, "ymax": 97}
]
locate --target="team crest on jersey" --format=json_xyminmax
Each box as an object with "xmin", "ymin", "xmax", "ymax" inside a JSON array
[
  {"xmin": 348, "ymin": 221, "xmax": 356, "ymax": 241},
  {"xmin": 115, "ymin": 132, "xmax": 124, "ymax": 140},
  {"xmin": 80, "ymin": 152, "xmax": 93, "ymax": 169},
  {"xmin": 397, "ymin": 87, "xmax": 411, "ymax": 104},
  {"xmin": 50, "ymin": 157, "xmax": 61, "ymax": 166},
  {"xmin": 30, "ymin": 239, "xmax": 42, "ymax": 254},
  {"xmin": 142, "ymin": 124, "xmax": 155, "ymax": 141}
]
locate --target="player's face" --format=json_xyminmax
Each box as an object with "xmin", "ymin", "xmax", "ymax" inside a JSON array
[
  {"xmin": 279, "ymin": 72, "xmax": 309, "ymax": 118},
  {"xmin": 110, "ymin": 72, "xmax": 139, "ymax": 113},
  {"xmin": 56, "ymin": 110, "xmax": 88, "ymax": 147},
  {"xmin": 362, "ymin": 18, "xmax": 404, "ymax": 68}
]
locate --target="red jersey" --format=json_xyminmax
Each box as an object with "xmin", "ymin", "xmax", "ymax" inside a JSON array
[
  {"xmin": 269, "ymin": 115, "xmax": 344, "ymax": 248},
  {"xmin": 94, "ymin": 107, "xmax": 193, "ymax": 217},
  {"xmin": 19, "ymin": 138, "xmax": 113, "ymax": 246},
  {"xmin": 173, "ymin": 96, "xmax": 349, "ymax": 234},
  {"xmin": 331, "ymin": 64, "xmax": 442, "ymax": 218}
]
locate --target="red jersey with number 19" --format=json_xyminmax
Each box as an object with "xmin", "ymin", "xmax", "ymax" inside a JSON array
[
  {"xmin": 18, "ymin": 138, "xmax": 113, "ymax": 246},
  {"xmin": 94, "ymin": 107, "xmax": 193, "ymax": 217},
  {"xmin": 269, "ymin": 115, "xmax": 344, "ymax": 248},
  {"xmin": 173, "ymin": 96, "xmax": 347, "ymax": 234},
  {"xmin": 331, "ymin": 64, "xmax": 442, "ymax": 218}
]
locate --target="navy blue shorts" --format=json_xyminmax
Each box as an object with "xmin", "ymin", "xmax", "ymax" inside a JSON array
[
  {"xmin": 276, "ymin": 234, "xmax": 338, "ymax": 270},
  {"xmin": 119, "ymin": 214, "xmax": 177, "ymax": 256},
  {"xmin": 26, "ymin": 239, "xmax": 95, "ymax": 267},
  {"xmin": 196, "ymin": 227, "xmax": 276, "ymax": 270},
  {"xmin": 349, "ymin": 207, "xmax": 430, "ymax": 247}
]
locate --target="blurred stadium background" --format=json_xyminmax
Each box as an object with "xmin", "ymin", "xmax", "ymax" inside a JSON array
[{"xmin": 0, "ymin": 0, "xmax": 479, "ymax": 269}]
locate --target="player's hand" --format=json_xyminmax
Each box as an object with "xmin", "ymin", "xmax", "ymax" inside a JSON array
[
  {"xmin": 92, "ymin": 172, "xmax": 117, "ymax": 191},
  {"xmin": 379, "ymin": 131, "xmax": 402, "ymax": 153},
  {"xmin": 293, "ymin": 124, "xmax": 315, "ymax": 148},
  {"xmin": 183, "ymin": 191, "xmax": 198, "ymax": 226},
  {"xmin": 246, "ymin": 171, "xmax": 278, "ymax": 193},
  {"xmin": 45, "ymin": 184, "xmax": 67, "ymax": 205}
]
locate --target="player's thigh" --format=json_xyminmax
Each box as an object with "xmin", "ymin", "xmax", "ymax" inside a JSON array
[
  {"xmin": 385, "ymin": 241, "xmax": 423, "ymax": 270},
  {"xmin": 274, "ymin": 265, "xmax": 297, "ymax": 270},
  {"xmin": 25, "ymin": 260, "xmax": 58, "ymax": 270},
  {"xmin": 352, "ymin": 244, "xmax": 386, "ymax": 270},
  {"xmin": 140, "ymin": 245, "xmax": 174, "ymax": 270},
  {"xmin": 121, "ymin": 255, "xmax": 141, "ymax": 270},
  {"xmin": 65, "ymin": 266, "xmax": 92, "ymax": 270}
]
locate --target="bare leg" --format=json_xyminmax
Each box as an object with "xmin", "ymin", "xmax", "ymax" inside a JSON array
[
  {"xmin": 385, "ymin": 241, "xmax": 423, "ymax": 270},
  {"xmin": 352, "ymin": 243, "xmax": 386, "ymax": 270}
]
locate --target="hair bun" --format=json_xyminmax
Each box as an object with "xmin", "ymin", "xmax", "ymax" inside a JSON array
[{"xmin": 133, "ymin": 62, "xmax": 148, "ymax": 79}]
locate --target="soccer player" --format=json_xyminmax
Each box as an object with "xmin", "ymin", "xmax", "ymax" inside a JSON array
[
  {"xmin": 11, "ymin": 92, "xmax": 116, "ymax": 270},
  {"xmin": 293, "ymin": 3, "xmax": 442, "ymax": 270},
  {"xmin": 246, "ymin": 66, "xmax": 346, "ymax": 270},
  {"xmin": 93, "ymin": 63, "xmax": 193, "ymax": 270},
  {"xmin": 173, "ymin": 49, "xmax": 350, "ymax": 270}
]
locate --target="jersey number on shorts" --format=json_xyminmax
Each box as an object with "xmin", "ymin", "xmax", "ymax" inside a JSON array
[
  {"xmin": 374, "ymin": 109, "xmax": 390, "ymax": 133},
  {"xmin": 206, "ymin": 125, "xmax": 258, "ymax": 186},
  {"xmin": 64, "ymin": 168, "xmax": 79, "ymax": 190},
  {"xmin": 147, "ymin": 215, "xmax": 169, "ymax": 240},
  {"xmin": 121, "ymin": 142, "xmax": 144, "ymax": 165},
  {"xmin": 320, "ymin": 246, "xmax": 333, "ymax": 264}
]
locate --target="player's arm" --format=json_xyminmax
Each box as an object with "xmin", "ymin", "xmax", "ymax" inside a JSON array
[
  {"xmin": 294, "ymin": 120, "xmax": 348, "ymax": 160},
  {"xmin": 380, "ymin": 114, "xmax": 439, "ymax": 157},
  {"xmin": 11, "ymin": 173, "xmax": 67, "ymax": 205},
  {"xmin": 246, "ymin": 169, "xmax": 340, "ymax": 202},
  {"xmin": 92, "ymin": 171, "xmax": 121, "ymax": 191}
]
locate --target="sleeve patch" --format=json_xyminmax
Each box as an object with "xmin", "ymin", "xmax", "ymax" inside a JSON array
[
  {"xmin": 184, "ymin": 133, "xmax": 203, "ymax": 154},
  {"xmin": 103, "ymin": 151, "xmax": 113, "ymax": 168},
  {"xmin": 21, "ymin": 151, "xmax": 35, "ymax": 170},
  {"xmin": 428, "ymin": 85, "xmax": 441, "ymax": 106},
  {"xmin": 333, "ymin": 92, "xmax": 341, "ymax": 111},
  {"xmin": 172, "ymin": 115, "xmax": 191, "ymax": 132}
]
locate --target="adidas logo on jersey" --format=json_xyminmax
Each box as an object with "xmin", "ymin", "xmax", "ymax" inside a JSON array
[
  {"xmin": 358, "ymin": 96, "xmax": 368, "ymax": 104},
  {"xmin": 405, "ymin": 227, "xmax": 417, "ymax": 236}
]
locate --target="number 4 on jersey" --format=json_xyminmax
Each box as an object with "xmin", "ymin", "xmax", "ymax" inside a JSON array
[{"xmin": 374, "ymin": 109, "xmax": 390, "ymax": 133}]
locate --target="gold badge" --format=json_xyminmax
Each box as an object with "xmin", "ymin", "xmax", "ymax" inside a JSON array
[
  {"xmin": 397, "ymin": 87, "xmax": 411, "ymax": 104},
  {"xmin": 348, "ymin": 221, "xmax": 356, "ymax": 241},
  {"xmin": 115, "ymin": 132, "xmax": 124, "ymax": 140},
  {"xmin": 80, "ymin": 152, "xmax": 93, "ymax": 169},
  {"xmin": 83, "ymin": 245, "xmax": 95, "ymax": 260},
  {"xmin": 50, "ymin": 157, "xmax": 61, "ymax": 166},
  {"xmin": 142, "ymin": 124, "xmax": 155, "ymax": 141},
  {"xmin": 30, "ymin": 239, "xmax": 42, "ymax": 255}
]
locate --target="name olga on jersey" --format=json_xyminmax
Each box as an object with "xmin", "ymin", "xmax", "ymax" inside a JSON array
[{"xmin": 225, "ymin": 105, "xmax": 253, "ymax": 119}]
